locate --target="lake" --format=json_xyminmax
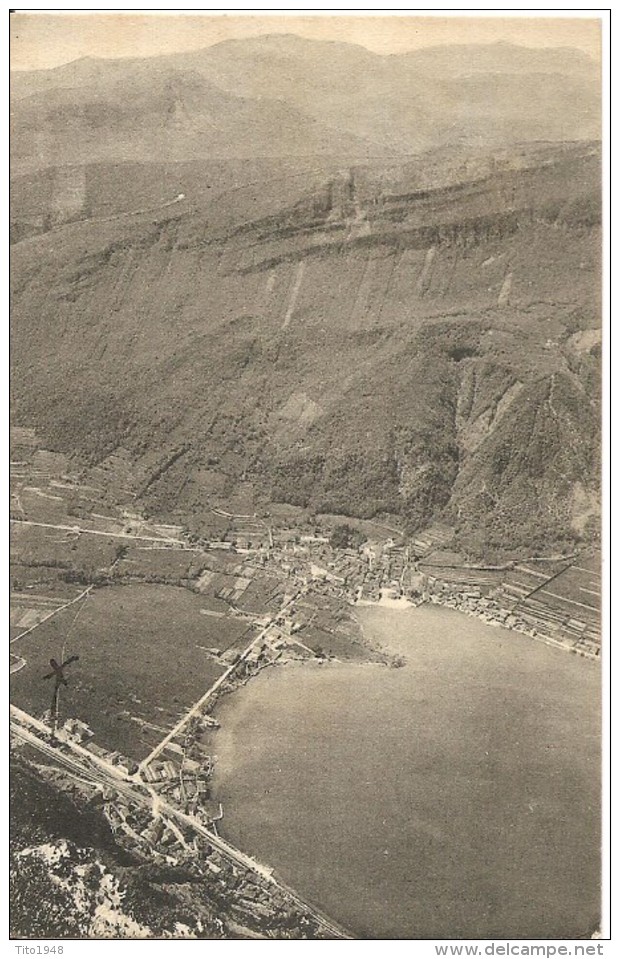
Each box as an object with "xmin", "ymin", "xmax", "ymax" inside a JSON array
[{"xmin": 212, "ymin": 604, "xmax": 601, "ymax": 939}]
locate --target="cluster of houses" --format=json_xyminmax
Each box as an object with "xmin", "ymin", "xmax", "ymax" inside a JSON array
[
  {"xmin": 107, "ymin": 802, "xmax": 189, "ymax": 858},
  {"xmin": 425, "ymin": 576, "xmax": 600, "ymax": 659},
  {"xmin": 106, "ymin": 797, "xmax": 320, "ymax": 935},
  {"xmin": 89, "ymin": 743, "xmax": 139, "ymax": 777},
  {"xmin": 60, "ymin": 720, "xmax": 139, "ymax": 777},
  {"xmin": 141, "ymin": 758, "xmax": 183, "ymax": 784},
  {"xmin": 61, "ymin": 717, "xmax": 94, "ymax": 743},
  {"xmin": 253, "ymin": 533, "xmax": 419, "ymax": 605},
  {"xmin": 222, "ymin": 630, "xmax": 291, "ymax": 683},
  {"xmin": 141, "ymin": 730, "xmax": 216, "ymax": 801}
]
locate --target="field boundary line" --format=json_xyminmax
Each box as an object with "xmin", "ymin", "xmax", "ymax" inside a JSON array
[
  {"xmin": 138, "ymin": 590, "xmax": 301, "ymax": 771},
  {"xmin": 11, "ymin": 585, "xmax": 93, "ymax": 645},
  {"xmin": 11, "ymin": 518, "xmax": 185, "ymax": 545}
]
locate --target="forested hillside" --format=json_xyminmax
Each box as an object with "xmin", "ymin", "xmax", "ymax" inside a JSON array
[{"xmin": 11, "ymin": 138, "xmax": 601, "ymax": 559}]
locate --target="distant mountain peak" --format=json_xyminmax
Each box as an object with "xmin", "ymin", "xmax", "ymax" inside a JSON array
[{"xmin": 10, "ymin": 31, "xmax": 600, "ymax": 173}]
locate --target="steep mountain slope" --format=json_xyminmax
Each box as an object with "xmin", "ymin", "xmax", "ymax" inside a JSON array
[
  {"xmin": 10, "ymin": 155, "xmax": 371, "ymax": 244},
  {"xmin": 10, "ymin": 141, "xmax": 601, "ymax": 558}
]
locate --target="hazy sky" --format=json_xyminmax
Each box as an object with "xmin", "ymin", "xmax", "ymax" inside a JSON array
[{"xmin": 11, "ymin": 12, "xmax": 602, "ymax": 71}]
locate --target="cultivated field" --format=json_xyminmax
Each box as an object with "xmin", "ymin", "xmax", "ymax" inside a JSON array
[
  {"xmin": 10, "ymin": 583, "xmax": 256, "ymax": 760},
  {"xmin": 115, "ymin": 546, "xmax": 202, "ymax": 582},
  {"xmin": 10, "ymin": 522, "xmax": 119, "ymax": 574}
]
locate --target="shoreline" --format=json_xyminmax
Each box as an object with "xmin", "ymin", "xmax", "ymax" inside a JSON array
[
  {"xmin": 206, "ymin": 601, "xmax": 600, "ymax": 940},
  {"xmin": 422, "ymin": 595, "xmax": 600, "ymax": 662},
  {"xmin": 353, "ymin": 591, "xmax": 598, "ymax": 663},
  {"xmin": 354, "ymin": 594, "xmax": 418, "ymax": 610}
]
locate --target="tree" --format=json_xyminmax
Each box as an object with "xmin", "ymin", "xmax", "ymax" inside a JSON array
[{"xmin": 329, "ymin": 524, "xmax": 366, "ymax": 550}]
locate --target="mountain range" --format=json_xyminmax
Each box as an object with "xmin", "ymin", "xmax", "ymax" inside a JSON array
[{"xmin": 11, "ymin": 35, "xmax": 600, "ymax": 170}]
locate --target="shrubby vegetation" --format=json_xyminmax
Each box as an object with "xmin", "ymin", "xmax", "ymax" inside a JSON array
[
  {"xmin": 329, "ymin": 524, "xmax": 367, "ymax": 550},
  {"xmin": 10, "ymin": 142, "xmax": 601, "ymax": 561}
]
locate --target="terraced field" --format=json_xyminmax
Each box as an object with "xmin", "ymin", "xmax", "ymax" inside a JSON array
[{"xmin": 494, "ymin": 549, "xmax": 601, "ymax": 653}]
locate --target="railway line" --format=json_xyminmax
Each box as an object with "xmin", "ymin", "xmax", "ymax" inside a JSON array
[{"xmin": 10, "ymin": 705, "xmax": 352, "ymax": 940}]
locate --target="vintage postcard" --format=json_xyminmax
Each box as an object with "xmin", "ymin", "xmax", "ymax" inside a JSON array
[{"xmin": 9, "ymin": 11, "xmax": 605, "ymax": 943}]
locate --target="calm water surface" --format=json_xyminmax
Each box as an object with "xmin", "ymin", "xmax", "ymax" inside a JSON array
[{"xmin": 213, "ymin": 605, "xmax": 600, "ymax": 939}]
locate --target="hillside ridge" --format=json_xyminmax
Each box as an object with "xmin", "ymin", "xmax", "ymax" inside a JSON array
[{"xmin": 11, "ymin": 140, "xmax": 601, "ymax": 560}]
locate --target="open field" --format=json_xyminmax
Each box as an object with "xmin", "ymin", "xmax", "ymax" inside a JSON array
[
  {"xmin": 509, "ymin": 551, "xmax": 601, "ymax": 623},
  {"xmin": 9, "ymin": 583, "xmax": 256, "ymax": 761},
  {"xmin": 17, "ymin": 486, "xmax": 72, "ymax": 524},
  {"xmin": 114, "ymin": 546, "xmax": 203, "ymax": 583},
  {"xmin": 316, "ymin": 512, "xmax": 405, "ymax": 543},
  {"xmin": 299, "ymin": 624, "xmax": 375, "ymax": 663},
  {"xmin": 231, "ymin": 574, "xmax": 284, "ymax": 615},
  {"xmin": 9, "ymin": 583, "xmax": 90, "ymax": 641},
  {"xmin": 570, "ymin": 551, "xmax": 601, "ymax": 575},
  {"xmin": 481, "ymin": 549, "xmax": 602, "ymax": 653},
  {"xmin": 10, "ymin": 522, "xmax": 119, "ymax": 575},
  {"xmin": 535, "ymin": 581, "xmax": 600, "ymax": 623},
  {"xmin": 542, "ymin": 561, "xmax": 601, "ymax": 611}
]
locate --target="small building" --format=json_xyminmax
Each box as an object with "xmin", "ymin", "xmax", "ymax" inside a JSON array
[
  {"xmin": 142, "ymin": 763, "xmax": 162, "ymax": 783},
  {"xmin": 112, "ymin": 753, "xmax": 139, "ymax": 776},
  {"xmin": 183, "ymin": 757, "xmax": 201, "ymax": 775},
  {"xmin": 221, "ymin": 649, "xmax": 240, "ymax": 665},
  {"xmin": 63, "ymin": 718, "xmax": 94, "ymax": 742},
  {"xmin": 142, "ymin": 818, "xmax": 165, "ymax": 845},
  {"xmin": 117, "ymin": 759, "xmax": 139, "ymax": 777}
]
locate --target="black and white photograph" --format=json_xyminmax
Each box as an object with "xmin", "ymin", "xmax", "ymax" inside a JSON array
[{"xmin": 9, "ymin": 9, "xmax": 606, "ymax": 943}]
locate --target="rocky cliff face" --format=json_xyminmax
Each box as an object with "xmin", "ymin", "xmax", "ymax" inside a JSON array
[{"xmin": 10, "ymin": 140, "xmax": 600, "ymax": 557}]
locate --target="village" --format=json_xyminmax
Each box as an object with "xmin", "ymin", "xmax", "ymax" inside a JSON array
[
  {"xmin": 10, "ymin": 425, "xmax": 601, "ymax": 667},
  {"xmin": 198, "ymin": 516, "xmax": 601, "ymax": 661},
  {"xmin": 9, "ymin": 425, "xmax": 601, "ymax": 939},
  {"xmin": 11, "ymin": 702, "xmax": 338, "ymax": 939}
]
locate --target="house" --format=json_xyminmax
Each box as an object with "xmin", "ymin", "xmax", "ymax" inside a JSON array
[
  {"xmin": 183, "ymin": 757, "xmax": 201, "ymax": 775},
  {"xmin": 117, "ymin": 759, "xmax": 139, "ymax": 777},
  {"xmin": 142, "ymin": 819, "xmax": 165, "ymax": 845},
  {"xmin": 113, "ymin": 753, "xmax": 139, "ymax": 776},
  {"xmin": 143, "ymin": 761, "xmax": 168, "ymax": 783},
  {"xmin": 63, "ymin": 718, "xmax": 94, "ymax": 742}
]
